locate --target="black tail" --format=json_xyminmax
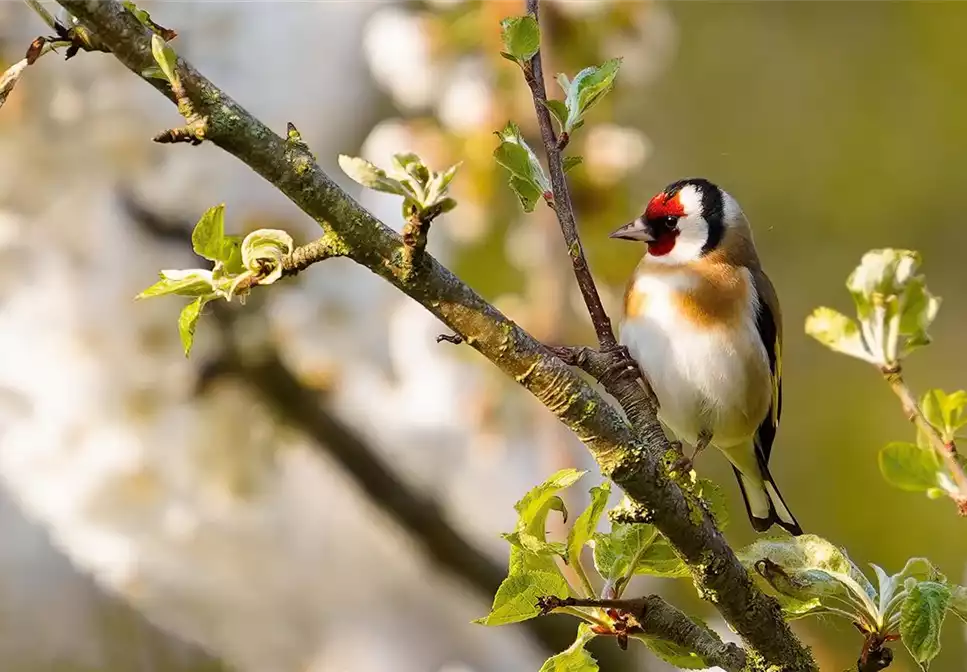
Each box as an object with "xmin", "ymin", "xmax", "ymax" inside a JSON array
[{"xmin": 732, "ymin": 458, "xmax": 803, "ymax": 536}]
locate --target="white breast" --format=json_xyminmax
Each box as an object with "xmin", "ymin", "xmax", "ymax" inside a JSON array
[{"xmin": 619, "ymin": 269, "xmax": 771, "ymax": 448}]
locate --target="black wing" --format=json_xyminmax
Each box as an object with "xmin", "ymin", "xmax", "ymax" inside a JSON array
[{"xmin": 752, "ymin": 272, "xmax": 782, "ymax": 464}]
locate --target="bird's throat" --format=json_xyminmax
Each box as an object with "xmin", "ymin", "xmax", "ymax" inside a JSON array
[{"xmin": 647, "ymin": 231, "xmax": 679, "ymax": 257}]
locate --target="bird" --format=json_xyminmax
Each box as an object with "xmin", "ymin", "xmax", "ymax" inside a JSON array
[{"xmin": 609, "ymin": 177, "xmax": 802, "ymax": 536}]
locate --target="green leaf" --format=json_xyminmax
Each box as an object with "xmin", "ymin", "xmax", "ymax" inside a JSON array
[
  {"xmin": 738, "ymin": 534, "xmax": 876, "ymax": 622},
  {"xmin": 561, "ymin": 59, "xmax": 621, "ymax": 132},
  {"xmin": 122, "ymin": 0, "xmax": 176, "ymax": 39},
  {"xmin": 500, "ymin": 16, "xmax": 540, "ymax": 63},
  {"xmin": 900, "ymin": 581, "xmax": 950, "ymax": 669},
  {"xmin": 436, "ymin": 197, "xmax": 458, "ymax": 214},
  {"xmin": 566, "ymin": 482, "xmax": 611, "ymax": 571},
  {"xmin": 140, "ymin": 65, "xmax": 168, "ymax": 81},
  {"xmin": 513, "ymin": 468, "xmax": 584, "ymax": 559},
  {"xmin": 632, "ymin": 635, "xmax": 709, "ymax": 670},
  {"xmin": 150, "ymin": 34, "xmax": 178, "ymax": 85},
  {"xmin": 847, "ymin": 248, "xmax": 922, "ymax": 298},
  {"xmin": 921, "ymin": 389, "xmax": 967, "ymax": 441},
  {"xmin": 805, "ymin": 307, "xmax": 879, "ymax": 364},
  {"xmin": 538, "ymin": 624, "xmax": 598, "ymax": 672},
  {"xmin": 842, "ymin": 249, "xmax": 941, "ymax": 364},
  {"xmin": 191, "ymin": 204, "xmax": 229, "ymax": 262},
  {"xmin": 562, "ymin": 156, "xmax": 584, "ymax": 174},
  {"xmin": 178, "ymin": 296, "xmax": 209, "ymax": 357},
  {"xmin": 635, "ymin": 538, "xmax": 690, "ymax": 578},
  {"xmin": 948, "ymin": 585, "xmax": 967, "ymax": 624},
  {"xmin": 424, "ymin": 162, "xmax": 461, "ymax": 207},
  {"xmin": 541, "ymin": 99, "xmax": 569, "ymax": 132},
  {"xmin": 137, "ymin": 270, "xmax": 215, "ymax": 299},
  {"xmin": 494, "ymin": 122, "xmax": 550, "ymax": 214},
  {"xmin": 337, "ymin": 155, "xmax": 408, "ymax": 196},
  {"xmin": 898, "ymin": 276, "xmax": 941, "ymax": 357},
  {"xmin": 879, "ymin": 442, "xmax": 944, "ymax": 492},
  {"xmin": 878, "ymin": 558, "xmax": 948, "ymax": 617},
  {"xmin": 240, "ymin": 228, "xmax": 294, "ymax": 286},
  {"xmin": 474, "ymin": 569, "xmax": 569, "ymax": 626},
  {"xmin": 592, "ymin": 523, "xmax": 657, "ymax": 582},
  {"xmin": 510, "ymin": 176, "xmax": 543, "ymax": 213}
]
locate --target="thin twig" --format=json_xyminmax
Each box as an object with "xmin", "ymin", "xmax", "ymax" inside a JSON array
[
  {"xmin": 523, "ymin": 0, "xmax": 614, "ymax": 350},
  {"xmin": 521, "ymin": 0, "xmax": 656, "ymax": 427},
  {"xmin": 883, "ymin": 367, "xmax": 967, "ymax": 514}
]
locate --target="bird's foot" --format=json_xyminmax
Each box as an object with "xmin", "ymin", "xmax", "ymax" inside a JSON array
[
  {"xmin": 599, "ymin": 344, "xmax": 643, "ymax": 386},
  {"xmin": 546, "ymin": 344, "xmax": 591, "ymax": 367},
  {"xmin": 672, "ymin": 432, "xmax": 712, "ymax": 475}
]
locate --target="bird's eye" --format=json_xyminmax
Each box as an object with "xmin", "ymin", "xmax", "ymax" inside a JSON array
[{"xmin": 656, "ymin": 216, "xmax": 677, "ymax": 230}]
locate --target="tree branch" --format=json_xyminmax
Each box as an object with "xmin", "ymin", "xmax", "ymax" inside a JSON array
[
  {"xmin": 883, "ymin": 366, "xmax": 967, "ymax": 514},
  {"xmin": 53, "ymin": 2, "xmax": 815, "ymax": 667},
  {"xmin": 540, "ymin": 595, "xmax": 747, "ymax": 672}
]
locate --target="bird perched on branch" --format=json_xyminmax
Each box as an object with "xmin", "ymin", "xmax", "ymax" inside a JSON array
[{"xmin": 610, "ymin": 178, "xmax": 802, "ymax": 536}]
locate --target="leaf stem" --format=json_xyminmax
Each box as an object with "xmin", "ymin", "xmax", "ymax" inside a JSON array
[
  {"xmin": 882, "ymin": 366, "xmax": 967, "ymax": 513},
  {"xmin": 572, "ymin": 558, "xmax": 597, "ymax": 599}
]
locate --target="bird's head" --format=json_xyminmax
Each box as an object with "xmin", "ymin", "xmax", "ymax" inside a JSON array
[{"xmin": 609, "ymin": 178, "xmax": 746, "ymax": 263}]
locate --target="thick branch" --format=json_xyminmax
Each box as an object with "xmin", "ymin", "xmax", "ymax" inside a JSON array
[
  {"xmin": 55, "ymin": 2, "xmax": 814, "ymax": 668},
  {"xmin": 541, "ymin": 595, "xmax": 746, "ymax": 672},
  {"xmin": 883, "ymin": 367, "xmax": 967, "ymax": 513}
]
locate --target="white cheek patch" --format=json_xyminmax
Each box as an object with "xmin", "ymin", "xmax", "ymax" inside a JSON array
[{"xmin": 649, "ymin": 213, "xmax": 708, "ymax": 265}]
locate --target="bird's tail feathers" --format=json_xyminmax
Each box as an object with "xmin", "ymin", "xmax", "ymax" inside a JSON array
[{"xmin": 732, "ymin": 457, "xmax": 802, "ymax": 536}]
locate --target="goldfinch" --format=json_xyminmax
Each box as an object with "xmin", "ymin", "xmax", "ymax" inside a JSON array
[{"xmin": 610, "ymin": 178, "xmax": 802, "ymax": 536}]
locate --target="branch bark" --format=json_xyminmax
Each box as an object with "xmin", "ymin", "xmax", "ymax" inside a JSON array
[
  {"xmin": 53, "ymin": 1, "xmax": 816, "ymax": 668},
  {"xmin": 883, "ymin": 366, "xmax": 967, "ymax": 513},
  {"xmin": 541, "ymin": 596, "xmax": 747, "ymax": 672}
]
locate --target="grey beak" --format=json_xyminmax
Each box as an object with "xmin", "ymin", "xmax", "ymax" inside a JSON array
[{"xmin": 609, "ymin": 217, "xmax": 655, "ymax": 242}]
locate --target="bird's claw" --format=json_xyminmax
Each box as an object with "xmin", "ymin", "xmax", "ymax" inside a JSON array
[{"xmin": 599, "ymin": 344, "xmax": 642, "ymax": 386}]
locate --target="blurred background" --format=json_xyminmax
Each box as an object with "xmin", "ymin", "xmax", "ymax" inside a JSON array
[{"xmin": 1, "ymin": 1, "xmax": 965, "ymax": 670}]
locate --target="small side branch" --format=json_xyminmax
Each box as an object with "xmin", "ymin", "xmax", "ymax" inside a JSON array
[
  {"xmin": 883, "ymin": 366, "xmax": 967, "ymax": 514},
  {"xmin": 401, "ymin": 201, "xmax": 448, "ymax": 281},
  {"xmin": 538, "ymin": 595, "xmax": 747, "ymax": 672},
  {"xmin": 522, "ymin": 0, "xmax": 614, "ymax": 350},
  {"xmin": 521, "ymin": 0, "xmax": 656, "ymax": 426},
  {"xmin": 281, "ymin": 234, "xmax": 346, "ymax": 277}
]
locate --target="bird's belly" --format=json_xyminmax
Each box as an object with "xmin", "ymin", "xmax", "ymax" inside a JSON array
[{"xmin": 620, "ymin": 315, "xmax": 770, "ymax": 448}]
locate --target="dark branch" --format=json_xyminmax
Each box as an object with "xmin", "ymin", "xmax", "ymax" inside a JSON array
[
  {"xmin": 539, "ymin": 595, "xmax": 746, "ymax": 672},
  {"xmin": 55, "ymin": 2, "xmax": 814, "ymax": 668}
]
